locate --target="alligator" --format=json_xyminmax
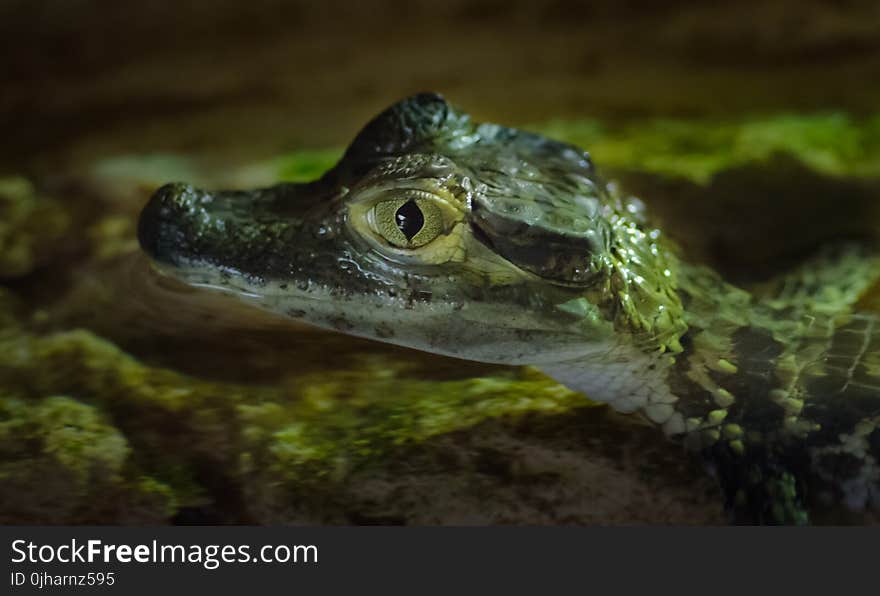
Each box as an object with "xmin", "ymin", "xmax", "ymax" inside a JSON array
[{"xmin": 138, "ymin": 93, "xmax": 880, "ymax": 524}]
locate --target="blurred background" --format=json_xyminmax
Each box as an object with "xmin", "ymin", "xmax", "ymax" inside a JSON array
[
  {"xmin": 3, "ymin": 0, "xmax": 880, "ymax": 172},
  {"xmin": 2, "ymin": 0, "xmax": 880, "ymax": 525}
]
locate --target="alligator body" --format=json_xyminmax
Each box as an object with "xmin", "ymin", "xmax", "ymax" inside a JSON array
[{"xmin": 138, "ymin": 93, "xmax": 880, "ymax": 523}]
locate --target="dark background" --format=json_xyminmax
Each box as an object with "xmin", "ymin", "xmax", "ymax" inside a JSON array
[{"xmin": 2, "ymin": 0, "xmax": 879, "ymax": 171}]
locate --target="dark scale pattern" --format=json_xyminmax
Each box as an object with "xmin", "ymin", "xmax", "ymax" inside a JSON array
[
  {"xmin": 803, "ymin": 315, "xmax": 880, "ymax": 445},
  {"xmin": 665, "ymin": 331, "xmax": 720, "ymax": 420},
  {"xmin": 719, "ymin": 326, "xmax": 786, "ymax": 432}
]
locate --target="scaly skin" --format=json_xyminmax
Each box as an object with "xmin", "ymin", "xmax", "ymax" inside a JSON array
[{"xmin": 138, "ymin": 93, "xmax": 880, "ymax": 523}]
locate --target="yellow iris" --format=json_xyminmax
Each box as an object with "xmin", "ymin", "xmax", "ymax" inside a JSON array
[{"xmin": 371, "ymin": 197, "xmax": 443, "ymax": 249}]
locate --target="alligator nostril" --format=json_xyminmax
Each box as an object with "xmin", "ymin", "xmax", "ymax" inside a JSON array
[{"xmin": 155, "ymin": 182, "xmax": 192, "ymax": 210}]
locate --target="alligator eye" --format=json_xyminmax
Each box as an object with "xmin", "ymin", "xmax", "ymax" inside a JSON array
[{"xmin": 371, "ymin": 197, "xmax": 443, "ymax": 248}]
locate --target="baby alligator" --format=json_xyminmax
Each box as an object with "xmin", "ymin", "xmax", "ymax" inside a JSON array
[{"xmin": 138, "ymin": 93, "xmax": 880, "ymax": 524}]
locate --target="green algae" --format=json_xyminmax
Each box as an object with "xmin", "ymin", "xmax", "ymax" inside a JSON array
[
  {"xmin": 0, "ymin": 317, "xmax": 587, "ymax": 521},
  {"xmin": 0, "ymin": 393, "xmax": 177, "ymax": 523},
  {"xmin": 0, "ymin": 177, "xmax": 70, "ymax": 278},
  {"xmin": 539, "ymin": 112, "xmax": 880, "ymax": 184},
  {"xmin": 87, "ymin": 216, "xmax": 139, "ymax": 261},
  {"xmin": 275, "ymin": 148, "xmax": 346, "ymax": 182},
  {"xmin": 243, "ymin": 366, "xmax": 585, "ymax": 487}
]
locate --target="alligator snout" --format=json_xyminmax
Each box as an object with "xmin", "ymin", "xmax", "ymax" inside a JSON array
[
  {"xmin": 138, "ymin": 181, "xmax": 318, "ymax": 276},
  {"xmin": 137, "ymin": 182, "xmax": 204, "ymax": 266}
]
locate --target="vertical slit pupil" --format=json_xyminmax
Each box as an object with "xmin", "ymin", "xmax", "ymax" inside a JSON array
[{"xmin": 395, "ymin": 199, "xmax": 425, "ymax": 241}]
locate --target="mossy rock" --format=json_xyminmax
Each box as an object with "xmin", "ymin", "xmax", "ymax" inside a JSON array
[{"xmin": 0, "ymin": 177, "xmax": 69, "ymax": 279}]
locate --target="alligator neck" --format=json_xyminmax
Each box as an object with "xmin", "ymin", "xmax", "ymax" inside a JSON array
[{"xmin": 541, "ymin": 258, "xmax": 880, "ymax": 522}]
